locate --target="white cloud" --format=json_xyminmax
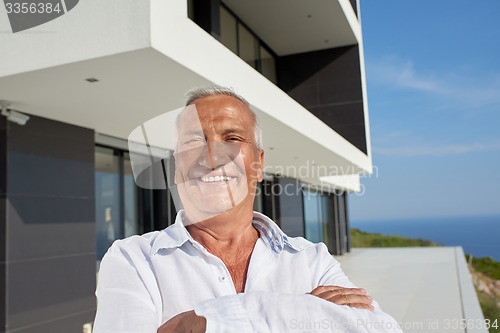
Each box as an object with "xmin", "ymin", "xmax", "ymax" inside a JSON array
[
  {"xmin": 374, "ymin": 141, "xmax": 500, "ymax": 157},
  {"xmin": 369, "ymin": 57, "xmax": 442, "ymax": 93},
  {"xmin": 366, "ymin": 56, "xmax": 500, "ymax": 107}
]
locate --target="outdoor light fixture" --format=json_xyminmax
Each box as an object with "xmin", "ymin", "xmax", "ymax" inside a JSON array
[{"xmin": 0, "ymin": 100, "xmax": 30, "ymax": 126}]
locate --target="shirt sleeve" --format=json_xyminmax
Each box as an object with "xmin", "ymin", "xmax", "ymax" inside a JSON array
[
  {"xmin": 93, "ymin": 240, "xmax": 162, "ymax": 333},
  {"xmin": 194, "ymin": 243, "xmax": 403, "ymax": 333},
  {"xmin": 195, "ymin": 292, "xmax": 402, "ymax": 333}
]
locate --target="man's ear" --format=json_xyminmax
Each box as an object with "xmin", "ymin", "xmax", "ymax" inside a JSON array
[{"xmin": 257, "ymin": 150, "xmax": 265, "ymax": 182}]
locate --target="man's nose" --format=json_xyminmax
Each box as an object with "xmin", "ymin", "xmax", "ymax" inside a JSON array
[{"xmin": 198, "ymin": 141, "xmax": 232, "ymax": 170}]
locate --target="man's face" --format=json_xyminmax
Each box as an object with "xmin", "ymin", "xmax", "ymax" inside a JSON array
[{"xmin": 174, "ymin": 95, "xmax": 264, "ymax": 224}]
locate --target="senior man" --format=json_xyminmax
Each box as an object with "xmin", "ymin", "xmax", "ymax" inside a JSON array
[{"xmin": 93, "ymin": 87, "xmax": 402, "ymax": 333}]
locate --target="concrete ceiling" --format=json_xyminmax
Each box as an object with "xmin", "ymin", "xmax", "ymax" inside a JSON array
[
  {"xmin": 223, "ymin": 0, "xmax": 358, "ymax": 56},
  {"xmin": 0, "ymin": 49, "xmax": 202, "ymax": 141}
]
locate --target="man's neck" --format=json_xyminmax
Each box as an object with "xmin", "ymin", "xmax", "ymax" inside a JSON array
[
  {"xmin": 185, "ymin": 208, "xmax": 259, "ymax": 293},
  {"xmin": 185, "ymin": 209, "xmax": 259, "ymax": 252}
]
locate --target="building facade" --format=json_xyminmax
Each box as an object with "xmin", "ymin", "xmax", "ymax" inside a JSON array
[{"xmin": 0, "ymin": 0, "xmax": 371, "ymax": 331}]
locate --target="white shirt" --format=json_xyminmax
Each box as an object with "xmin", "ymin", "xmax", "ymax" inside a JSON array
[{"xmin": 93, "ymin": 211, "xmax": 402, "ymax": 333}]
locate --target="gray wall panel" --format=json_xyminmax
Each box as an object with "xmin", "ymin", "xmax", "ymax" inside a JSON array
[
  {"xmin": 277, "ymin": 45, "xmax": 367, "ymax": 154},
  {"xmin": 1, "ymin": 121, "xmax": 6, "ymax": 331},
  {"xmin": 7, "ymin": 116, "xmax": 94, "ymax": 198},
  {"xmin": 7, "ymin": 196, "xmax": 94, "ymax": 225},
  {"xmin": 0, "ymin": 262, "xmax": 4, "ymax": 330},
  {"xmin": 7, "ymin": 255, "xmax": 95, "ymax": 330},
  {"xmin": 0, "ymin": 120, "xmax": 6, "ymax": 195},
  {"xmin": 276, "ymin": 177, "xmax": 304, "ymax": 237},
  {"xmin": 7, "ymin": 200, "xmax": 95, "ymax": 261},
  {"xmin": 0, "ymin": 197, "xmax": 5, "ymax": 264},
  {"xmin": 10, "ymin": 309, "xmax": 95, "ymax": 333},
  {"xmin": 1, "ymin": 114, "xmax": 96, "ymax": 333}
]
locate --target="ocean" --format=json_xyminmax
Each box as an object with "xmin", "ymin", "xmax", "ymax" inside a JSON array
[{"xmin": 350, "ymin": 215, "xmax": 500, "ymax": 261}]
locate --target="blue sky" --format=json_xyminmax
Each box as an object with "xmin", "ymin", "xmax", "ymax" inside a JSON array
[{"xmin": 349, "ymin": 1, "xmax": 500, "ymax": 221}]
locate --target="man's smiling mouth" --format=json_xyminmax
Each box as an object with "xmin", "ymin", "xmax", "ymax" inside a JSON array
[{"xmin": 199, "ymin": 175, "xmax": 235, "ymax": 183}]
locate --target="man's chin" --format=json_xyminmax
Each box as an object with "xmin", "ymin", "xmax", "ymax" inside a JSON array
[{"xmin": 183, "ymin": 201, "xmax": 248, "ymax": 225}]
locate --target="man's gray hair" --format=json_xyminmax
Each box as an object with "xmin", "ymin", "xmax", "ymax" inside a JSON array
[{"xmin": 185, "ymin": 86, "xmax": 263, "ymax": 150}]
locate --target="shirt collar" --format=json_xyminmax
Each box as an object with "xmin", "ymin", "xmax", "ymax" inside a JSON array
[
  {"xmin": 151, "ymin": 211, "xmax": 191, "ymax": 255},
  {"xmin": 252, "ymin": 212, "xmax": 311, "ymax": 253},
  {"xmin": 151, "ymin": 211, "xmax": 309, "ymax": 256}
]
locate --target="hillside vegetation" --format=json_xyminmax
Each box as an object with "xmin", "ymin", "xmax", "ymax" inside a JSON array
[{"xmin": 350, "ymin": 228, "xmax": 438, "ymax": 247}]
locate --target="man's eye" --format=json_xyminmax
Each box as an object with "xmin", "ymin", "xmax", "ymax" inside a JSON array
[
  {"xmin": 181, "ymin": 137, "xmax": 204, "ymax": 145},
  {"xmin": 226, "ymin": 136, "xmax": 242, "ymax": 142}
]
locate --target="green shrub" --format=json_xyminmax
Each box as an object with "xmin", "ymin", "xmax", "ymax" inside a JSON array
[
  {"xmin": 466, "ymin": 255, "xmax": 500, "ymax": 280},
  {"xmin": 350, "ymin": 228, "xmax": 438, "ymax": 248}
]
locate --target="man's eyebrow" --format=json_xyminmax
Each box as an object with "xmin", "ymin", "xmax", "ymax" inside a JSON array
[
  {"xmin": 178, "ymin": 129, "xmax": 204, "ymax": 137},
  {"xmin": 222, "ymin": 128, "xmax": 247, "ymax": 136}
]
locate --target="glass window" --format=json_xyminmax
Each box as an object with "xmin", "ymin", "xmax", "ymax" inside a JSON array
[
  {"xmin": 337, "ymin": 192, "xmax": 346, "ymax": 253},
  {"xmin": 124, "ymin": 153, "xmax": 139, "ymax": 237},
  {"xmin": 216, "ymin": 4, "xmax": 277, "ymax": 82},
  {"xmin": 220, "ymin": 6, "xmax": 237, "ymax": 54},
  {"xmin": 95, "ymin": 145, "xmax": 178, "ymax": 274},
  {"xmin": 95, "ymin": 148, "xmax": 141, "ymax": 259},
  {"xmin": 95, "ymin": 147, "xmax": 122, "ymax": 261},
  {"xmin": 321, "ymin": 194, "xmax": 331, "ymax": 248},
  {"xmin": 253, "ymin": 182, "xmax": 263, "ymax": 213},
  {"xmin": 238, "ymin": 23, "xmax": 258, "ymax": 68},
  {"xmin": 260, "ymin": 46, "xmax": 277, "ymax": 83},
  {"xmin": 303, "ymin": 190, "xmax": 323, "ymax": 243}
]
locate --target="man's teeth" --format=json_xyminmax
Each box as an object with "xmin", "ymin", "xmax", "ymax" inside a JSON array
[{"xmin": 200, "ymin": 176, "xmax": 234, "ymax": 183}]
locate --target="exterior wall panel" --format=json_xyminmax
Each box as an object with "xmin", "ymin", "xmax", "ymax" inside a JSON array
[
  {"xmin": 0, "ymin": 257, "xmax": 4, "ymax": 331},
  {"xmin": 275, "ymin": 177, "xmax": 305, "ymax": 237},
  {"xmin": 0, "ymin": 115, "xmax": 96, "ymax": 333},
  {"xmin": 0, "ymin": 117, "xmax": 6, "ymax": 332},
  {"xmin": 277, "ymin": 45, "xmax": 367, "ymax": 154},
  {"xmin": 7, "ymin": 256, "xmax": 95, "ymax": 331}
]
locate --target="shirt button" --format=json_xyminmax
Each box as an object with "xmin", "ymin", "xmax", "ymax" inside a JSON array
[{"xmin": 218, "ymin": 275, "xmax": 226, "ymax": 282}]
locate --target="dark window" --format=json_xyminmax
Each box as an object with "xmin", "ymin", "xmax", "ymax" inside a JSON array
[
  {"xmin": 238, "ymin": 23, "xmax": 258, "ymax": 69},
  {"xmin": 188, "ymin": 0, "xmax": 278, "ymax": 83},
  {"xmin": 95, "ymin": 146, "xmax": 126, "ymax": 261},
  {"xmin": 303, "ymin": 190, "xmax": 323, "ymax": 243},
  {"xmin": 219, "ymin": 5, "xmax": 237, "ymax": 53},
  {"xmin": 95, "ymin": 146, "xmax": 176, "ymax": 265},
  {"xmin": 259, "ymin": 46, "xmax": 277, "ymax": 84}
]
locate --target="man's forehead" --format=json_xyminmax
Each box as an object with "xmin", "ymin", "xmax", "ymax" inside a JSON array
[
  {"xmin": 178, "ymin": 101, "xmax": 252, "ymax": 130},
  {"xmin": 177, "ymin": 114, "xmax": 247, "ymax": 136},
  {"xmin": 193, "ymin": 95, "xmax": 252, "ymax": 117}
]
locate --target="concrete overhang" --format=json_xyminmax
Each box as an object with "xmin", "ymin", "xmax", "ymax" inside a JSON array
[{"xmin": 0, "ymin": 0, "xmax": 371, "ymax": 192}]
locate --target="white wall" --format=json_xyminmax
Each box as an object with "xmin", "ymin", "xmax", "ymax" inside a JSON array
[{"xmin": 0, "ymin": 0, "xmax": 151, "ymax": 77}]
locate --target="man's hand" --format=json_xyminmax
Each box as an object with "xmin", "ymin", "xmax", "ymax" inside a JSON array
[
  {"xmin": 157, "ymin": 310, "xmax": 206, "ymax": 333},
  {"xmin": 310, "ymin": 285, "xmax": 374, "ymax": 311}
]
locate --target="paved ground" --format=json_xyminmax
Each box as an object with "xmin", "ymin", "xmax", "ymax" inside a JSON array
[{"xmin": 335, "ymin": 247, "xmax": 487, "ymax": 333}]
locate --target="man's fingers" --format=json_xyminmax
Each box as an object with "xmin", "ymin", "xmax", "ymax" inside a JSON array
[
  {"xmin": 318, "ymin": 291, "xmax": 372, "ymax": 305},
  {"xmin": 310, "ymin": 286, "xmax": 374, "ymax": 310},
  {"xmin": 315, "ymin": 287, "xmax": 367, "ymax": 299},
  {"xmin": 310, "ymin": 286, "xmax": 365, "ymax": 296},
  {"xmin": 346, "ymin": 303, "xmax": 375, "ymax": 311}
]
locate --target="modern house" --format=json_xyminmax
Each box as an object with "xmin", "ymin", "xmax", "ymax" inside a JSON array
[{"xmin": 0, "ymin": 0, "xmax": 371, "ymax": 331}]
